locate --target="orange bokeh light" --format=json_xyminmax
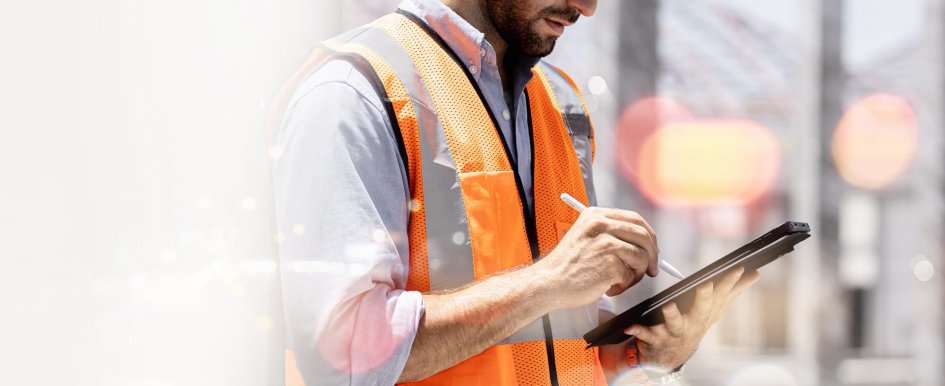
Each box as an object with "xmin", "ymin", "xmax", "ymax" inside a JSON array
[
  {"xmin": 616, "ymin": 97, "xmax": 693, "ymax": 183},
  {"xmin": 832, "ymin": 93, "xmax": 918, "ymax": 191},
  {"xmin": 635, "ymin": 119, "xmax": 781, "ymax": 207}
]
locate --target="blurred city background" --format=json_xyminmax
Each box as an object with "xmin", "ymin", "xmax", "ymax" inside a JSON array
[{"xmin": 2, "ymin": 0, "xmax": 943, "ymax": 385}]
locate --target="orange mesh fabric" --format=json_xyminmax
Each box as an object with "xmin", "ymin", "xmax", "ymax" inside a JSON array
[
  {"xmin": 527, "ymin": 67, "xmax": 591, "ymax": 256},
  {"xmin": 322, "ymin": 39, "xmax": 430, "ymax": 292},
  {"xmin": 553, "ymin": 340, "xmax": 607, "ymax": 386},
  {"xmin": 371, "ymin": 14, "xmax": 532, "ymax": 278},
  {"xmin": 459, "ymin": 171, "xmax": 534, "ymax": 279},
  {"xmin": 285, "ymin": 349, "xmax": 306, "ymax": 386},
  {"xmin": 400, "ymin": 345, "xmax": 518, "ymax": 386},
  {"xmin": 372, "ymin": 14, "xmax": 511, "ymax": 175},
  {"xmin": 528, "ymin": 66, "xmax": 603, "ymax": 385},
  {"xmin": 510, "ymin": 341, "xmax": 554, "ymax": 386}
]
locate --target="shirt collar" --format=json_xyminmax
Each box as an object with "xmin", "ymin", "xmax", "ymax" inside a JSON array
[{"xmin": 398, "ymin": 0, "xmax": 540, "ymax": 95}]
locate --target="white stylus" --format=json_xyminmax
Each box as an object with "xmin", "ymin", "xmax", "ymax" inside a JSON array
[{"xmin": 560, "ymin": 193, "xmax": 686, "ymax": 280}]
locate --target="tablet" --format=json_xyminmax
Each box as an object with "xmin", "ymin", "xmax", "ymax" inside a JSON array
[{"xmin": 583, "ymin": 221, "xmax": 810, "ymax": 348}]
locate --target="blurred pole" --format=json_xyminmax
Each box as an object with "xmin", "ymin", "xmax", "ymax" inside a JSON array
[
  {"xmin": 822, "ymin": 0, "xmax": 849, "ymax": 380},
  {"xmin": 818, "ymin": 0, "xmax": 845, "ymax": 275},
  {"xmin": 613, "ymin": 0, "xmax": 660, "ymax": 306},
  {"xmin": 915, "ymin": 0, "xmax": 945, "ymax": 384},
  {"xmin": 817, "ymin": 0, "xmax": 845, "ymax": 248},
  {"xmin": 614, "ymin": 0, "xmax": 658, "ymax": 214},
  {"xmin": 615, "ymin": 0, "xmax": 659, "ymax": 110},
  {"xmin": 790, "ymin": 0, "xmax": 825, "ymax": 384}
]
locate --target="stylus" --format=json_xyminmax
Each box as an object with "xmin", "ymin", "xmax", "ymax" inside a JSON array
[{"xmin": 560, "ymin": 193, "xmax": 685, "ymax": 280}]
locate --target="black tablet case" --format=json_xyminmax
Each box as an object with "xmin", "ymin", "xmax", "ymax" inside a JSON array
[{"xmin": 583, "ymin": 221, "xmax": 811, "ymax": 348}]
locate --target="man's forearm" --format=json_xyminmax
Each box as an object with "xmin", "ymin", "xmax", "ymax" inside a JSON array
[
  {"xmin": 397, "ymin": 264, "xmax": 555, "ymax": 383},
  {"xmin": 396, "ymin": 204, "xmax": 662, "ymax": 382}
]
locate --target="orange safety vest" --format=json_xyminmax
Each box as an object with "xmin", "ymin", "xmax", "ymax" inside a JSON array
[{"xmin": 276, "ymin": 11, "xmax": 604, "ymax": 386}]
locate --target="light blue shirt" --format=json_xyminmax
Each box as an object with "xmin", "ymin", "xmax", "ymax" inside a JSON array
[{"xmin": 272, "ymin": 0, "xmax": 542, "ymax": 384}]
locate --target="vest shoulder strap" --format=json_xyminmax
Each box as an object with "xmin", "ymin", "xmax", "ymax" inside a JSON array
[{"xmin": 535, "ymin": 62, "xmax": 597, "ymax": 142}]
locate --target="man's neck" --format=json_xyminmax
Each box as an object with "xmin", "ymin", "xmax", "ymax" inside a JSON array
[{"xmin": 441, "ymin": 0, "xmax": 511, "ymax": 89}]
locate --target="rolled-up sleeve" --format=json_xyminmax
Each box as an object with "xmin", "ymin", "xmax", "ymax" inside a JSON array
[{"xmin": 272, "ymin": 60, "xmax": 424, "ymax": 385}]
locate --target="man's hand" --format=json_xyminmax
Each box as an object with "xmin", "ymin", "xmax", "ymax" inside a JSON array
[
  {"xmin": 532, "ymin": 207, "xmax": 660, "ymax": 309},
  {"xmin": 400, "ymin": 207, "xmax": 659, "ymax": 382},
  {"xmin": 624, "ymin": 267, "xmax": 761, "ymax": 370}
]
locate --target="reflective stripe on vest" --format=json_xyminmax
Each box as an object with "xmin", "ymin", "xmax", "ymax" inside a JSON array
[{"xmin": 281, "ymin": 12, "xmax": 604, "ymax": 386}]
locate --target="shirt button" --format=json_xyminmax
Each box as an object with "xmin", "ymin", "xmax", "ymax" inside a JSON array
[
  {"xmin": 480, "ymin": 47, "xmax": 486, "ymax": 57},
  {"xmin": 502, "ymin": 109, "xmax": 511, "ymax": 120},
  {"xmin": 470, "ymin": 65, "xmax": 479, "ymax": 74}
]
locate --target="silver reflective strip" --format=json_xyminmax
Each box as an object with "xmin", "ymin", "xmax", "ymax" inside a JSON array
[
  {"xmin": 538, "ymin": 62, "xmax": 587, "ymax": 116},
  {"xmin": 548, "ymin": 304, "xmax": 598, "ymax": 340},
  {"xmin": 348, "ymin": 27, "xmax": 476, "ymax": 291},
  {"xmin": 538, "ymin": 61, "xmax": 598, "ymax": 206},
  {"xmin": 504, "ymin": 305, "xmax": 597, "ymax": 343},
  {"xmin": 503, "ymin": 318, "xmax": 547, "ymax": 344}
]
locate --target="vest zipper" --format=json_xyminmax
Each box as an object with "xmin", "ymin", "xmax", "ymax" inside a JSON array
[{"xmin": 396, "ymin": 10, "xmax": 559, "ymax": 386}]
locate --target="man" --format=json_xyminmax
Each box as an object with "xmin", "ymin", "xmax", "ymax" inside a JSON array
[{"xmin": 271, "ymin": 0, "xmax": 760, "ymax": 384}]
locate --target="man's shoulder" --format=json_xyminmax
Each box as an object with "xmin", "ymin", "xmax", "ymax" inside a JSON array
[
  {"xmin": 276, "ymin": 56, "xmax": 393, "ymax": 146},
  {"xmin": 288, "ymin": 57, "xmax": 383, "ymax": 110}
]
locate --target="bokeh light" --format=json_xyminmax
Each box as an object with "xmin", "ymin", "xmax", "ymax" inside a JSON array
[
  {"xmin": 832, "ymin": 93, "xmax": 918, "ymax": 190},
  {"xmin": 588, "ymin": 75, "xmax": 610, "ymax": 96},
  {"xmin": 616, "ymin": 97, "xmax": 693, "ymax": 186},
  {"xmin": 914, "ymin": 259, "xmax": 935, "ymax": 282},
  {"xmin": 452, "ymin": 231, "xmax": 466, "ymax": 245},
  {"xmin": 635, "ymin": 119, "xmax": 781, "ymax": 207}
]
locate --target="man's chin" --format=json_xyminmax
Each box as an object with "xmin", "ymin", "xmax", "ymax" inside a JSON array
[
  {"xmin": 517, "ymin": 37, "xmax": 558, "ymax": 57},
  {"xmin": 531, "ymin": 44, "xmax": 557, "ymax": 57}
]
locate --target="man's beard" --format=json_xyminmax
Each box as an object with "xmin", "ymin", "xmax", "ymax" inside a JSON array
[{"xmin": 485, "ymin": 1, "xmax": 581, "ymax": 57}]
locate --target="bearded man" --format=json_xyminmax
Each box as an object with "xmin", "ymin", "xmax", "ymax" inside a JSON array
[{"xmin": 271, "ymin": 0, "xmax": 758, "ymax": 384}]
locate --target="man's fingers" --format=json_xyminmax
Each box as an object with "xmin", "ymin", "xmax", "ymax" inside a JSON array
[
  {"xmin": 688, "ymin": 281, "xmax": 714, "ymax": 323},
  {"xmin": 662, "ymin": 303, "xmax": 685, "ymax": 338},
  {"xmin": 597, "ymin": 208, "xmax": 657, "ymax": 238},
  {"xmin": 625, "ymin": 324, "xmax": 661, "ymax": 344},
  {"xmin": 602, "ymin": 240, "xmax": 651, "ymax": 282},
  {"xmin": 605, "ymin": 284, "xmax": 625, "ymax": 297},
  {"xmin": 715, "ymin": 267, "xmax": 745, "ymax": 301},
  {"xmin": 723, "ymin": 270, "xmax": 761, "ymax": 307},
  {"xmin": 593, "ymin": 208, "xmax": 659, "ymax": 268},
  {"xmin": 604, "ymin": 256, "xmax": 648, "ymax": 296},
  {"xmin": 732, "ymin": 270, "xmax": 761, "ymax": 295},
  {"xmin": 709, "ymin": 271, "xmax": 762, "ymax": 323},
  {"xmin": 598, "ymin": 217, "xmax": 659, "ymax": 277},
  {"xmin": 605, "ymin": 275, "xmax": 639, "ymax": 297}
]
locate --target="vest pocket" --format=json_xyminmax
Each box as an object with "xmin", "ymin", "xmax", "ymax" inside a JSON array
[{"xmin": 457, "ymin": 170, "xmax": 532, "ymax": 279}]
